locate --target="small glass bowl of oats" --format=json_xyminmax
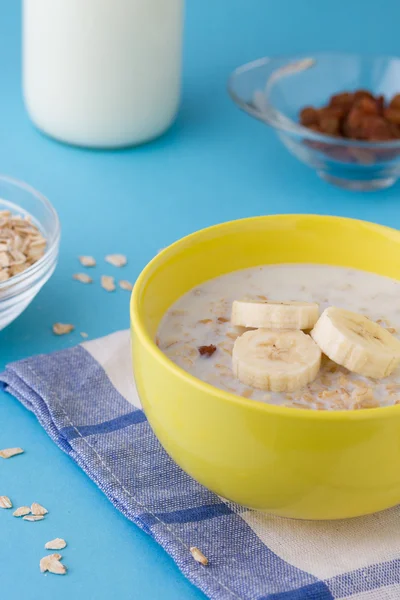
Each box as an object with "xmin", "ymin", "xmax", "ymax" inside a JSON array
[{"xmin": 0, "ymin": 175, "xmax": 60, "ymax": 330}]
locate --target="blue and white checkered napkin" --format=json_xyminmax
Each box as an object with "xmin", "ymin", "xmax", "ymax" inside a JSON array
[{"xmin": 2, "ymin": 330, "xmax": 400, "ymax": 600}]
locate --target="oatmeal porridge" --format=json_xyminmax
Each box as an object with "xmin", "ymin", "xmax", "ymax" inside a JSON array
[{"xmin": 156, "ymin": 264, "xmax": 400, "ymax": 410}]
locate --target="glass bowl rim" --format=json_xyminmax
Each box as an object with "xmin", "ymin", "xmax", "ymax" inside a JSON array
[
  {"xmin": 0, "ymin": 174, "xmax": 60, "ymax": 291},
  {"xmin": 228, "ymin": 52, "xmax": 400, "ymax": 150}
]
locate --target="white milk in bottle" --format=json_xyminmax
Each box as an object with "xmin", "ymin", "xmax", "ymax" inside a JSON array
[{"xmin": 23, "ymin": 0, "xmax": 183, "ymax": 148}]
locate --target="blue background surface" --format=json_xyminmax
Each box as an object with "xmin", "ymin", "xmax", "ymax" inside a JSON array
[{"xmin": 1, "ymin": 1, "xmax": 400, "ymax": 598}]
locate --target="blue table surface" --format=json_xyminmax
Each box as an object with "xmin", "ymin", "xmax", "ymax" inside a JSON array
[{"xmin": 2, "ymin": 1, "xmax": 400, "ymax": 598}]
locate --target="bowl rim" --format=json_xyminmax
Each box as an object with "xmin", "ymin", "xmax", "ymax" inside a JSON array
[
  {"xmin": 228, "ymin": 52, "xmax": 400, "ymax": 149},
  {"xmin": 0, "ymin": 174, "xmax": 61, "ymax": 292},
  {"xmin": 131, "ymin": 214, "xmax": 400, "ymax": 421}
]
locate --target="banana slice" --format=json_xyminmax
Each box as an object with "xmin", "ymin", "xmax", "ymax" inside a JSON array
[
  {"xmin": 311, "ymin": 307, "xmax": 400, "ymax": 378},
  {"xmin": 232, "ymin": 329, "xmax": 321, "ymax": 392},
  {"xmin": 231, "ymin": 300, "xmax": 319, "ymax": 330}
]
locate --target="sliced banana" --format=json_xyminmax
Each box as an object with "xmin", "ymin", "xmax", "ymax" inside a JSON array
[
  {"xmin": 311, "ymin": 307, "xmax": 400, "ymax": 379},
  {"xmin": 232, "ymin": 329, "xmax": 321, "ymax": 392},
  {"xmin": 231, "ymin": 300, "xmax": 319, "ymax": 330}
]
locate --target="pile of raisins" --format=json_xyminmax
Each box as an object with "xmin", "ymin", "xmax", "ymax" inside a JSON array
[{"xmin": 300, "ymin": 91, "xmax": 400, "ymax": 141}]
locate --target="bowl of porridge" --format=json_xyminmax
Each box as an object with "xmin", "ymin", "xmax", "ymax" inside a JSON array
[{"xmin": 131, "ymin": 215, "xmax": 400, "ymax": 519}]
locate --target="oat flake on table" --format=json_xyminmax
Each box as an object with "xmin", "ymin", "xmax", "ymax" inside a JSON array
[
  {"xmin": 53, "ymin": 323, "xmax": 75, "ymax": 335},
  {"xmin": 73, "ymin": 273, "xmax": 93, "ymax": 284},
  {"xmin": 40, "ymin": 553, "xmax": 67, "ymax": 575},
  {"xmin": 119, "ymin": 279, "xmax": 133, "ymax": 291},
  {"xmin": 13, "ymin": 506, "xmax": 31, "ymax": 517},
  {"xmin": 31, "ymin": 502, "xmax": 48, "ymax": 516},
  {"xmin": 0, "ymin": 447, "xmax": 24, "ymax": 458},
  {"xmin": 45, "ymin": 538, "xmax": 67, "ymax": 550},
  {"xmin": 78, "ymin": 255, "xmax": 96, "ymax": 267},
  {"xmin": 0, "ymin": 496, "xmax": 12, "ymax": 508},
  {"xmin": 101, "ymin": 275, "xmax": 116, "ymax": 292},
  {"xmin": 105, "ymin": 254, "xmax": 127, "ymax": 267}
]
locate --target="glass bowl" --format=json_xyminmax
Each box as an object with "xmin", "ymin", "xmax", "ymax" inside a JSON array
[
  {"xmin": 228, "ymin": 53, "xmax": 400, "ymax": 191},
  {"xmin": 0, "ymin": 176, "xmax": 60, "ymax": 330}
]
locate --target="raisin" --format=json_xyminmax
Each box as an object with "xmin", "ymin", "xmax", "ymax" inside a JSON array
[
  {"xmin": 198, "ymin": 344, "xmax": 217, "ymax": 357},
  {"xmin": 376, "ymin": 95, "xmax": 385, "ymax": 115},
  {"xmin": 353, "ymin": 89, "xmax": 374, "ymax": 102},
  {"xmin": 355, "ymin": 96, "xmax": 379, "ymax": 115},
  {"xmin": 389, "ymin": 94, "xmax": 400, "ymax": 110},
  {"xmin": 299, "ymin": 107, "xmax": 319, "ymax": 126},
  {"xmin": 343, "ymin": 108, "xmax": 365, "ymax": 138},
  {"xmin": 361, "ymin": 115, "xmax": 392, "ymax": 141},
  {"xmin": 319, "ymin": 115, "xmax": 341, "ymax": 136},
  {"xmin": 329, "ymin": 92, "xmax": 354, "ymax": 112},
  {"xmin": 384, "ymin": 108, "xmax": 400, "ymax": 125}
]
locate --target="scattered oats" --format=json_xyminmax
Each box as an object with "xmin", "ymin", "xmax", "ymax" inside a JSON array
[
  {"xmin": 292, "ymin": 401, "xmax": 312, "ymax": 409},
  {"xmin": 241, "ymin": 388, "xmax": 254, "ymax": 398},
  {"xmin": 13, "ymin": 506, "xmax": 31, "ymax": 517},
  {"xmin": 387, "ymin": 327, "xmax": 397, "ymax": 334},
  {"xmin": 352, "ymin": 387, "xmax": 374, "ymax": 399},
  {"xmin": 386, "ymin": 383, "xmax": 400, "ymax": 391},
  {"xmin": 354, "ymin": 395, "xmax": 379, "ymax": 409},
  {"xmin": 319, "ymin": 389, "xmax": 338, "ymax": 399},
  {"xmin": 198, "ymin": 319, "xmax": 213, "ymax": 325},
  {"xmin": 119, "ymin": 280, "xmax": 133, "ymax": 291},
  {"xmin": 105, "ymin": 254, "xmax": 127, "ymax": 267},
  {"xmin": 101, "ymin": 275, "xmax": 116, "ymax": 292},
  {"xmin": 182, "ymin": 356, "xmax": 195, "ymax": 368},
  {"xmin": 53, "ymin": 323, "xmax": 75, "ymax": 335},
  {"xmin": 31, "ymin": 502, "xmax": 48, "ymax": 516},
  {"xmin": 0, "ymin": 268, "xmax": 10, "ymax": 282},
  {"xmin": 10, "ymin": 263, "xmax": 29, "ymax": 276},
  {"xmin": 218, "ymin": 342, "xmax": 233, "ymax": 355},
  {"xmin": 0, "ymin": 447, "xmax": 24, "ymax": 459},
  {"xmin": 80, "ymin": 332, "xmax": 88, "ymax": 339},
  {"xmin": 170, "ymin": 309, "xmax": 187, "ymax": 317},
  {"xmin": 190, "ymin": 546, "xmax": 209, "ymax": 566},
  {"xmin": 0, "ymin": 496, "xmax": 12, "ymax": 508},
  {"xmin": 73, "ymin": 273, "xmax": 93, "ymax": 284},
  {"xmin": 217, "ymin": 317, "xmax": 230, "ymax": 323},
  {"xmin": 226, "ymin": 331, "xmax": 239, "ymax": 340},
  {"xmin": 45, "ymin": 538, "xmax": 67, "ymax": 550},
  {"xmin": 23, "ymin": 515, "xmax": 44, "ymax": 521},
  {"xmin": 9, "ymin": 249, "xmax": 26, "ymax": 265},
  {"xmin": 0, "ymin": 251, "xmax": 10, "ymax": 267},
  {"xmin": 40, "ymin": 553, "xmax": 66, "ymax": 575},
  {"xmin": 0, "ymin": 212, "xmax": 46, "ymax": 282},
  {"xmin": 40, "ymin": 553, "xmax": 61, "ymax": 572},
  {"xmin": 352, "ymin": 379, "xmax": 368, "ymax": 389},
  {"xmin": 48, "ymin": 560, "xmax": 67, "ymax": 575},
  {"xmin": 79, "ymin": 255, "xmax": 96, "ymax": 267}
]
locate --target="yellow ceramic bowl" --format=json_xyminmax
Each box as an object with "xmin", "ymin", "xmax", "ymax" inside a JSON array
[{"xmin": 131, "ymin": 215, "xmax": 400, "ymax": 520}]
